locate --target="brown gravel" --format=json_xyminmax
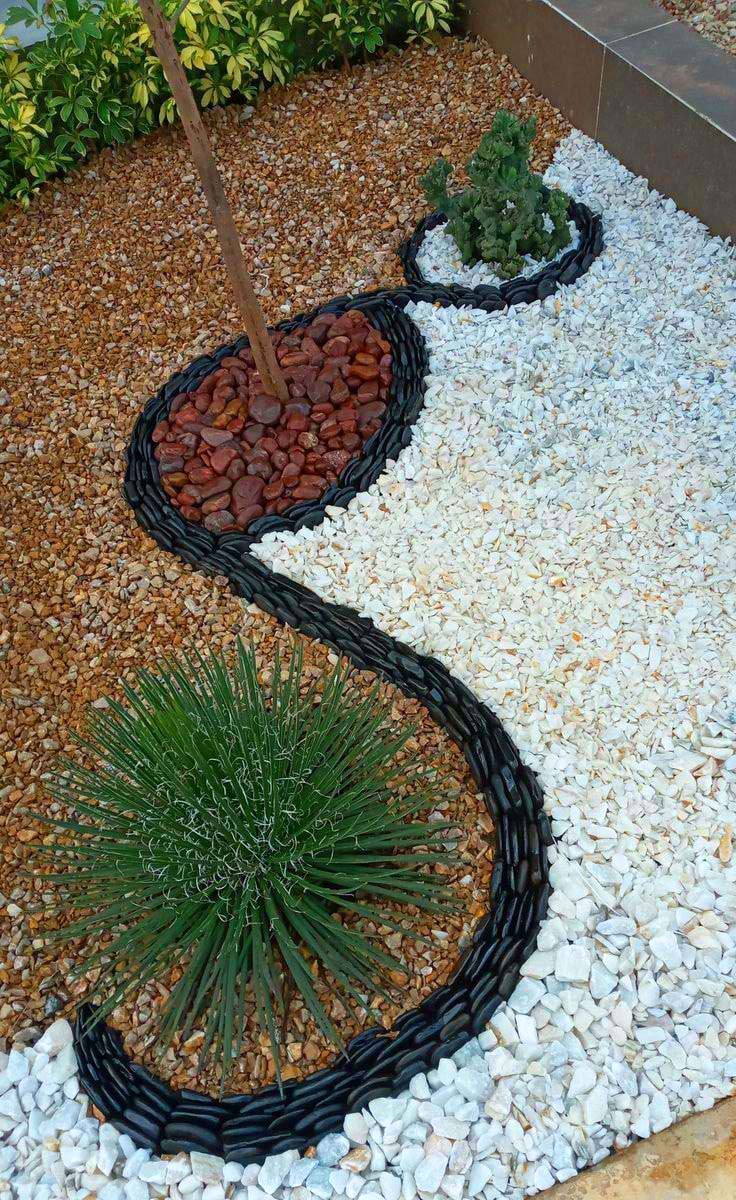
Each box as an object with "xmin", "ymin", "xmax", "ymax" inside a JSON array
[
  {"xmin": 0, "ymin": 35, "xmax": 568, "ymax": 1082},
  {"xmin": 657, "ymin": 0, "xmax": 735, "ymax": 54}
]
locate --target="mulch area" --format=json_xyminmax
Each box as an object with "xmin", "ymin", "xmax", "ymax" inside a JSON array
[{"xmin": 0, "ymin": 36, "xmax": 568, "ymax": 1090}]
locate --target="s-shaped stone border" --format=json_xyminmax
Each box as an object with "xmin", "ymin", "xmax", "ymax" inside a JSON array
[{"xmin": 73, "ymin": 199, "xmax": 603, "ymax": 1166}]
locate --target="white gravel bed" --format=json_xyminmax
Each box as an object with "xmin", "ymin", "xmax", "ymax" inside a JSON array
[
  {"xmin": 4, "ymin": 132, "xmax": 736, "ymax": 1200},
  {"xmin": 415, "ymin": 217, "xmax": 579, "ymax": 288}
]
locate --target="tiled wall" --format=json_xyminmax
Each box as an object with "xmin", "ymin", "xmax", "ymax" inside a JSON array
[{"xmin": 465, "ymin": 0, "xmax": 736, "ymax": 239}]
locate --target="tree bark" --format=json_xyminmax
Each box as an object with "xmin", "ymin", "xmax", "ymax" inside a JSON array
[{"xmin": 137, "ymin": 0, "xmax": 288, "ymax": 402}]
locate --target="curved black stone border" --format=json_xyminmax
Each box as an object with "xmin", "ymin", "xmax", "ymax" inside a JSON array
[
  {"xmin": 74, "ymin": 289, "xmax": 553, "ymax": 1166},
  {"xmin": 398, "ymin": 198, "xmax": 603, "ymax": 309}
]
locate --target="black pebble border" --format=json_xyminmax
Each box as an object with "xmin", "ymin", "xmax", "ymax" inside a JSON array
[
  {"xmin": 398, "ymin": 198, "xmax": 603, "ymax": 310},
  {"xmin": 73, "ymin": 220, "xmax": 604, "ymax": 1164}
]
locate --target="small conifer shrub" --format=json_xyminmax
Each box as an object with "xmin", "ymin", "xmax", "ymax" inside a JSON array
[{"xmin": 421, "ymin": 110, "xmax": 572, "ymax": 279}]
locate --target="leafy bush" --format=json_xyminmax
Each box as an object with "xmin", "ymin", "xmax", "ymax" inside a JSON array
[
  {"xmin": 421, "ymin": 110, "xmax": 571, "ymax": 279},
  {"xmin": 287, "ymin": 0, "xmax": 452, "ymax": 69},
  {"xmin": 0, "ymin": 0, "xmax": 455, "ymax": 207},
  {"xmin": 39, "ymin": 640, "xmax": 456, "ymax": 1085}
]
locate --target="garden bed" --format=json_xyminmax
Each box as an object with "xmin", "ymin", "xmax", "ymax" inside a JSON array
[
  {"xmin": 2, "ymin": 30, "xmax": 734, "ymax": 1200},
  {"xmin": 0, "ymin": 36, "xmax": 566, "ymax": 1049}
]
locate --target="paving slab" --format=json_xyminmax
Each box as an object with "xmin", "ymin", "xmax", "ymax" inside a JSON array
[{"xmin": 549, "ymin": 1096, "xmax": 736, "ymax": 1198}]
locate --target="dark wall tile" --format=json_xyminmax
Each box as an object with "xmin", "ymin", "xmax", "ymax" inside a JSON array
[
  {"xmin": 465, "ymin": 0, "xmax": 532, "ymax": 71},
  {"xmin": 610, "ymin": 18, "xmax": 736, "ymax": 137},
  {"xmin": 598, "ymin": 47, "xmax": 736, "ymax": 239},
  {"xmin": 525, "ymin": 2, "xmax": 604, "ymax": 134},
  {"xmin": 545, "ymin": 0, "xmax": 675, "ymax": 44}
]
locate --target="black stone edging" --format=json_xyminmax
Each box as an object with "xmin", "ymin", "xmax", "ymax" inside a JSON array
[
  {"xmin": 73, "ymin": 287, "xmax": 559, "ymax": 1166},
  {"xmin": 398, "ymin": 198, "xmax": 603, "ymax": 309}
]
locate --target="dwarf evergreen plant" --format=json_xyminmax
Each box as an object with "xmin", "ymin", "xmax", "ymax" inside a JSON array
[
  {"xmin": 38, "ymin": 640, "xmax": 456, "ymax": 1085},
  {"xmin": 421, "ymin": 110, "xmax": 571, "ymax": 279}
]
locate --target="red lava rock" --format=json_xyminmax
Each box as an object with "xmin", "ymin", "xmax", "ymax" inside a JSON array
[
  {"xmin": 235, "ymin": 504, "xmax": 264, "ymax": 528},
  {"xmin": 324, "ymin": 335, "xmax": 350, "ymax": 358},
  {"xmin": 324, "ymin": 449, "xmax": 352, "ymax": 472},
  {"xmin": 201, "ymin": 493, "xmax": 232, "ymax": 516},
  {"xmin": 307, "ymin": 378, "xmax": 331, "ymax": 405},
  {"xmin": 243, "ymin": 423, "xmax": 265, "ymax": 446},
  {"xmin": 249, "ymin": 394, "xmax": 282, "ymax": 425},
  {"xmin": 158, "ymin": 313, "xmax": 392, "ymax": 530},
  {"xmin": 358, "ymin": 401, "xmax": 387, "ymax": 423},
  {"xmin": 292, "ymin": 483, "xmax": 322, "ymax": 500},
  {"xmin": 263, "ymin": 478, "xmax": 285, "ymax": 501},
  {"xmin": 226, "ymin": 458, "xmax": 246, "ymax": 482},
  {"xmin": 199, "ymin": 476, "xmax": 232, "ymax": 500},
  {"xmin": 330, "ymin": 378, "xmax": 350, "ymax": 404},
  {"xmin": 203, "ymin": 510, "xmax": 236, "ymax": 533},
  {"xmin": 282, "ymin": 463, "xmax": 301, "ymax": 486},
  {"xmin": 246, "ymin": 458, "xmax": 271, "ymax": 481},
  {"xmin": 200, "ymin": 427, "xmax": 234, "ymax": 447},
  {"xmin": 352, "ymin": 361, "xmax": 380, "ymax": 381},
  {"xmin": 210, "ymin": 446, "xmax": 240, "ymax": 475},
  {"xmin": 232, "ymin": 476, "xmax": 265, "ymax": 509},
  {"xmin": 188, "ymin": 466, "xmax": 215, "ymax": 485},
  {"xmin": 159, "ymin": 457, "xmax": 184, "ymax": 474},
  {"xmin": 357, "ymin": 380, "xmax": 380, "ymax": 401}
]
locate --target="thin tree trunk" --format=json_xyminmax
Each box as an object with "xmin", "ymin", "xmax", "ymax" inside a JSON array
[{"xmin": 137, "ymin": 0, "xmax": 288, "ymax": 402}]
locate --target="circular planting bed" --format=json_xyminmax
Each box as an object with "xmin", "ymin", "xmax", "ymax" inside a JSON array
[{"xmin": 398, "ymin": 198, "xmax": 603, "ymax": 308}]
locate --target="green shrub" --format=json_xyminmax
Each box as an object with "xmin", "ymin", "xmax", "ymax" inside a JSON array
[
  {"xmin": 0, "ymin": 0, "xmax": 455, "ymax": 207},
  {"xmin": 38, "ymin": 640, "xmax": 456, "ymax": 1085},
  {"xmin": 421, "ymin": 109, "xmax": 571, "ymax": 279},
  {"xmin": 287, "ymin": 0, "xmax": 452, "ymax": 69}
]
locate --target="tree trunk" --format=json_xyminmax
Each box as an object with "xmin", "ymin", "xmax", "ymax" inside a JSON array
[{"xmin": 137, "ymin": 0, "xmax": 288, "ymax": 402}]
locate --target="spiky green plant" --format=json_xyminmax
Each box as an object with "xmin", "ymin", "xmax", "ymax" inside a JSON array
[
  {"xmin": 37, "ymin": 640, "xmax": 456, "ymax": 1086},
  {"xmin": 421, "ymin": 110, "xmax": 571, "ymax": 279}
]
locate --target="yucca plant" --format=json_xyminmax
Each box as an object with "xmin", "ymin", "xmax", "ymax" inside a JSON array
[{"xmin": 37, "ymin": 640, "xmax": 456, "ymax": 1086}]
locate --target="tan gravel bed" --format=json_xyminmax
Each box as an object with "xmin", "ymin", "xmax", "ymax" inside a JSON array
[
  {"xmin": 657, "ymin": 0, "xmax": 735, "ymax": 54},
  {"xmin": 0, "ymin": 35, "xmax": 568, "ymax": 1082}
]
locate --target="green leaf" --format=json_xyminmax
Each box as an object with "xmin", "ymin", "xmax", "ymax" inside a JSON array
[{"xmin": 37, "ymin": 637, "xmax": 458, "ymax": 1086}]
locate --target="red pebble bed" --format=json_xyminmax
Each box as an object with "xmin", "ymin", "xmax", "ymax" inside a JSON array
[{"xmin": 152, "ymin": 309, "xmax": 393, "ymax": 533}]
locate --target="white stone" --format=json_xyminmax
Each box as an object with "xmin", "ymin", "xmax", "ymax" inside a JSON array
[
  {"xmin": 568, "ymin": 1063, "xmax": 597, "ymax": 1098},
  {"xmin": 6, "ymin": 1051, "xmax": 29, "ymax": 1084},
  {"xmin": 317, "ymin": 1134, "xmax": 351, "ymax": 1166},
  {"xmin": 378, "ymin": 1170, "xmax": 401, "ymax": 1200},
  {"xmin": 583, "ymin": 1085, "xmax": 610, "ymax": 1126},
  {"xmin": 344, "ymin": 1112, "xmax": 369, "ymax": 1144},
  {"xmin": 414, "ymin": 1153, "xmax": 447, "ymax": 1194},
  {"xmin": 555, "ymin": 945, "xmax": 592, "ymax": 984},
  {"xmin": 34, "ymin": 1021, "xmax": 73, "ymax": 1058},
  {"xmin": 257, "ymin": 1150, "xmax": 298, "ymax": 1194},
  {"xmin": 190, "ymin": 1153, "xmax": 225, "ymax": 1186},
  {"xmin": 650, "ymin": 932, "xmax": 683, "ymax": 970},
  {"xmin": 139, "ymin": 1162, "xmax": 168, "ymax": 1186},
  {"xmin": 368, "ymin": 1098, "xmax": 407, "ymax": 1127},
  {"xmin": 507, "ymin": 978, "xmax": 546, "ymax": 1015}
]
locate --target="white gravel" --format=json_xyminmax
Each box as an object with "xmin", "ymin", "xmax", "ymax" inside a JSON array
[
  {"xmin": 4, "ymin": 131, "xmax": 736, "ymax": 1200},
  {"xmin": 415, "ymin": 218, "xmax": 579, "ymax": 287}
]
